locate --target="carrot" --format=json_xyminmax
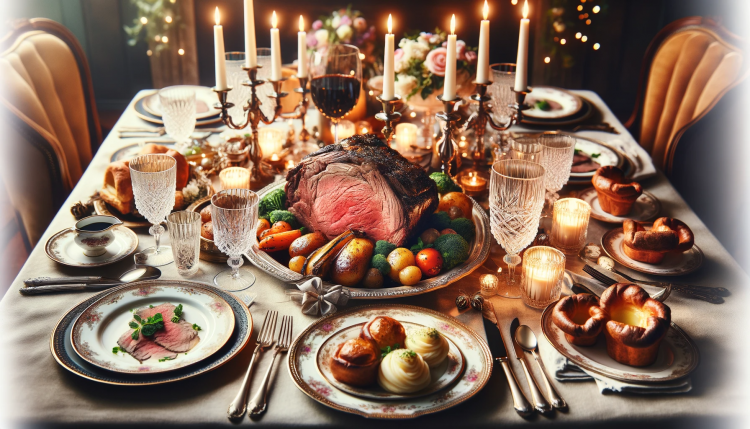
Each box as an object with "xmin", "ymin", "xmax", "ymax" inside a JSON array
[
  {"xmin": 260, "ymin": 221, "xmax": 292, "ymax": 239},
  {"xmin": 259, "ymin": 229, "xmax": 303, "ymax": 252},
  {"xmin": 256, "ymin": 219, "xmax": 271, "ymax": 239}
]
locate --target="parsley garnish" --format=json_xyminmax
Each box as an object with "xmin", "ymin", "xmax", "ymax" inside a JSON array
[
  {"xmin": 535, "ymin": 100, "xmax": 551, "ymax": 111},
  {"xmin": 129, "ymin": 313, "xmax": 165, "ymax": 340},
  {"xmin": 112, "ymin": 346, "xmax": 125, "ymax": 354},
  {"xmin": 192, "ymin": 323, "xmax": 202, "ymax": 331},
  {"xmin": 400, "ymin": 350, "xmax": 417, "ymax": 359},
  {"xmin": 380, "ymin": 343, "xmax": 400, "ymax": 358},
  {"xmin": 149, "ymin": 305, "xmax": 154, "ymax": 309},
  {"xmin": 591, "ymin": 152, "xmax": 601, "ymax": 158},
  {"xmin": 158, "ymin": 356, "xmax": 175, "ymax": 362},
  {"xmin": 171, "ymin": 304, "xmax": 183, "ymax": 323}
]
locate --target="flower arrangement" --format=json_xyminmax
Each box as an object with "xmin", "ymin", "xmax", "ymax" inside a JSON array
[
  {"xmin": 307, "ymin": 6, "xmax": 381, "ymax": 79},
  {"xmin": 395, "ymin": 29, "xmax": 477, "ymax": 100}
]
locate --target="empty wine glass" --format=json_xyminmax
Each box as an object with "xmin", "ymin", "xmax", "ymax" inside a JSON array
[
  {"xmin": 211, "ymin": 189, "xmax": 259, "ymax": 291},
  {"xmin": 489, "ymin": 63, "xmax": 516, "ymax": 123},
  {"xmin": 508, "ymin": 136, "xmax": 543, "ymax": 163},
  {"xmin": 130, "ymin": 154, "xmax": 176, "ymax": 266},
  {"xmin": 490, "ymin": 159, "xmax": 546, "ymax": 298},
  {"xmin": 159, "ymin": 86, "xmax": 196, "ymax": 151},
  {"xmin": 538, "ymin": 134, "xmax": 577, "ymax": 214}
]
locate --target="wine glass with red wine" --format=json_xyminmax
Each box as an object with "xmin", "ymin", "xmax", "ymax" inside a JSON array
[{"xmin": 309, "ymin": 44, "xmax": 362, "ymax": 143}]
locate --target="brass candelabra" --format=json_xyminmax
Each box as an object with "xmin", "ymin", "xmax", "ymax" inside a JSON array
[
  {"xmin": 375, "ymin": 95, "xmax": 401, "ymax": 142},
  {"xmin": 280, "ymin": 76, "xmax": 311, "ymax": 143},
  {"xmin": 434, "ymin": 95, "xmax": 464, "ymax": 176}
]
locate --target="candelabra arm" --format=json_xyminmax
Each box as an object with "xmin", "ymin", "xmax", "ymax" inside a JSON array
[
  {"xmin": 435, "ymin": 95, "xmax": 463, "ymax": 176},
  {"xmin": 375, "ymin": 95, "xmax": 402, "ymax": 142},
  {"xmin": 258, "ymin": 78, "xmax": 289, "ymax": 125},
  {"xmin": 213, "ymin": 87, "xmax": 253, "ymax": 130}
]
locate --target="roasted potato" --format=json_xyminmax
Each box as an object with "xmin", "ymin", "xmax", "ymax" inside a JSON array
[
  {"xmin": 438, "ymin": 192, "xmax": 473, "ymax": 220},
  {"xmin": 304, "ymin": 230, "xmax": 355, "ymax": 277},
  {"xmin": 260, "ymin": 221, "xmax": 292, "ymax": 239},
  {"xmin": 387, "ymin": 248, "xmax": 416, "ymax": 282},
  {"xmin": 201, "ymin": 221, "xmax": 214, "ymax": 240},
  {"xmin": 257, "ymin": 219, "xmax": 271, "ymax": 239},
  {"xmin": 289, "ymin": 255, "xmax": 306, "ymax": 273},
  {"xmin": 362, "ymin": 268, "xmax": 384, "ymax": 288},
  {"xmin": 289, "ymin": 232, "xmax": 327, "ymax": 258},
  {"xmin": 200, "ymin": 205, "xmax": 212, "ymax": 222},
  {"xmin": 331, "ymin": 238, "xmax": 375, "ymax": 286},
  {"xmin": 420, "ymin": 228, "xmax": 441, "ymax": 245},
  {"xmin": 399, "ymin": 266, "xmax": 422, "ymax": 286}
]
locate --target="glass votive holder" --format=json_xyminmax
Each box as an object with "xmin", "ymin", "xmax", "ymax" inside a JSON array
[
  {"xmin": 521, "ymin": 246, "xmax": 566, "ymax": 309},
  {"xmin": 333, "ymin": 120, "xmax": 356, "ymax": 140},
  {"xmin": 550, "ymin": 198, "xmax": 591, "ymax": 255},
  {"xmin": 258, "ymin": 128, "xmax": 285, "ymax": 159},
  {"xmin": 395, "ymin": 123, "xmax": 419, "ymax": 154},
  {"xmin": 479, "ymin": 274, "xmax": 499, "ymax": 297},
  {"xmin": 509, "ymin": 137, "xmax": 543, "ymax": 163},
  {"xmin": 219, "ymin": 167, "xmax": 251, "ymax": 190},
  {"xmin": 356, "ymin": 121, "xmax": 371, "ymax": 135},
  {"xmin": 456, "ymin": 169, "xmax": 489, "ymax": 197}
]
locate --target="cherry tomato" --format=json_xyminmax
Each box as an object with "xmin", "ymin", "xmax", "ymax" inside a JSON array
[{"xmin": 416, "ymin": 248, "xmax": 444, "ymax": 277}]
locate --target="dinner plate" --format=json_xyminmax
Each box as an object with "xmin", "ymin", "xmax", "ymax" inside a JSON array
[
  {"xmin": 142, "ymin": 86, "xmax": 217, "ymax": 120},
  {"xmin": 317, "ymin": 321, "xmax": 465, "ymax": 400},
  {"xmin": 245, "ymin": 181, "xmax": 491, "ymax": 299},
  {"xmin": 601, "ymin": 225, "xmax": 704, "ymax": 276},
  {"xmin": 541, "ymin": 301, "xmax": 699, "ymax": 383},
  {"xmin": 45, "ymin": 226, "xmax": 138, "ymax": 267},
  {"xmin": 71, "ymin": 282, "xmax": 235, "ymax": 374},
  {"xmin": 50, "ymin": 280, "xmax": 253, "ymax": 386},
  {"xmin": 288, "ymin": 304, "xmax": 492, "ymax": 419},
  {"xmin": 110, "ymin": 142, "xmax": 176, "ymax": 163},
  {"xmin": 524, "ymin": 86, "xmax": 583, "ymax": 119},
  {"xmin": 520, "ymin": 98, "xmax": 593, "ymax": 127},
  {"xmin": 134, "ymin": 92, "xmax": 222, "ymax": 126},
  {"xmin": 578, "ymin": 187, "xmax": 661, "ymax": 224}
]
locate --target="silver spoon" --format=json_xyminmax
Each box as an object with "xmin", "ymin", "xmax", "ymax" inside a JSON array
[
  {"xmin": 515, "ymin": 325, "xmax": 567, "ymax": 410},
  {"xmin": 21, "ymin": 266, "xmax": 161, "ymax": 295}
]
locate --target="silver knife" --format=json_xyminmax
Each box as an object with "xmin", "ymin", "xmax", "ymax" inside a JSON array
[
  {"xmin": 510, "ymin": 317, "xmax": 552, "ymax": 414},
  {"xmin": 481, "ymin": 301, "xmax": 533, "ymax": 416}
]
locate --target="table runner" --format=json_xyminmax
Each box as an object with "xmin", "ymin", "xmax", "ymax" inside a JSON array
[{"xmin": 0, "ymin": 90, "xmax": 748, "ymax": 428}]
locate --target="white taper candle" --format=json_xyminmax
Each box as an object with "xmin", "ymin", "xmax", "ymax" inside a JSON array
[
  {"xmin": 270, "ymin": 11, "xmax": 282, "ymax": 81},
  {"xmin": 214, "ymin": 7, "xmax": 228, "ymax": 90},
  {"xmin": 383, "ymin": 14, "xmax": 395, "ymax": 100},
  {"xmin": 443, "ymin": 15, "xmax": 457, "ymax": 100},
  {"xmin": 244, "ymin": 0, "xmax": 257, "ymax": 68},
  {"xmin": 298, "ymin": 16, "xmax": 308, "ymax": 78},
  {"xmin": 477, "ymin": 1, "xmax": 490, "ymax": 83},
  {"xmin": 514, "ymin": 0, "xmax": 530, "ymax": 91}
]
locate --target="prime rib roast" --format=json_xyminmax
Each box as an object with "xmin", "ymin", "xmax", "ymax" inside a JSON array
[{"xmin": 285, "ymin": 134, "xmax": 439, "ymax": 246}]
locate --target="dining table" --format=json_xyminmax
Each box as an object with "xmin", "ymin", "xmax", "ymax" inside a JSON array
[{"xmin": 0, "ymin": 89, "xmax": 748, "ymax": 428}]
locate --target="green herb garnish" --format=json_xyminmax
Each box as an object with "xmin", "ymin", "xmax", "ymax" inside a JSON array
[
  {"xmin": 591, "ymin": 152, "xmax": 601, "ymax": 158},
  {"xmin": 399, "ymin": 350, "xmax": 417, "ymax": 359},
  {"xmin": 192, "ymin": 323, "xmax": 202, "ymax": 331},
  {"xmin": 158, "ymin": 356, "xmax": 175, "ymax": 362},
  {"xmin": 171, "ymin": 304, "xmax": 183, "ymax": 323},
  {"xmin": 380, "ymin": 343, "xmax": 400, "ymax": 358},
  {"xmin": 149, "ymin": 305, "xmax": 154, "ymax": 309},
  {"xmin": 112, "ymin": 346, "xmax": 125, "ymax": 354},
  {"xmin": 129, "ymin": 313, "xmax": 165, "ymax": 340},
  {"xmin": 535, "ymin": 99, "xmax": 551, "ymax": 111}
]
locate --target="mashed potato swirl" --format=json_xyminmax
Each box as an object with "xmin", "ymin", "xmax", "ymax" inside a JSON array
[
  {"xmin": 405, "ymin": 327, "xmax": 449, "ymax": 368},
  {"xmin": 377, "ymin": 349, "xmax": 431, "ymax": 394}
]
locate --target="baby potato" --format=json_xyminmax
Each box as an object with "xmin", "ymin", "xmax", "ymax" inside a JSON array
[
  {"xmin": 387, "ymin": 248, "xmax": 416, "ymax": 282},
  {"xmin": 399, "ymin": 266, "xmax": 422, "ymax": 286},
  {"xmin": 362, "ymin": 268, "xmax": 384, "ymax": 288},
  {"xmin": 438, "ymin": 192, "xmax": 473, "ymax": 219},
  {"xmin": 440, "ymin": 228, "xmax": 458, "ymax": 236},
  {"xmin": 200, "ymin": 205, "xmax": 212, "ymax": 222},
  {"xmin": 256, "ymin": 218, "xmax": 271, "ymax": 239},
  {"xmin": 289, "ymin": 255, "xmax": 306, "ymax": 273},
  {"xmin": 331, "ymin": 238, "xmax": 375, "ymax": 286},
  {"xmin": 420, "ymin": 228, "xmax": 441, "ymax": 245},
  {"xmin": 289, "ymin": 232, "xmax": 327, "ymax": 258}
]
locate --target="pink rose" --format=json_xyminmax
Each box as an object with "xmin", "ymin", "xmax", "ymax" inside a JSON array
[
  {"xmin": 442, "ymin": 39, "xmax": 467, "ymax": 60},
  {"xmin": 353, "ymin": 17, "xmax": 367, "ymax": 32},
  {"xmin": 339, "ymin": 15, "xmax": 352, "ymax": 27},
  {"xmin": 394, "ymin": 48, "xmax": 404, "ymax": 62},
  {"xmin": 465, "ymin": 50, "xmax": 477, "ymax": 64},
  {"xmin": 425, "ymin": 47, "xmax": 448, "ymax": 77},
  {"xmin": 312, "ymin": 20, "xmax": 323, "ymax": 30},
  {"xmin": 306, "ymin": 32, "xmax": 318, "ymax": 47}
]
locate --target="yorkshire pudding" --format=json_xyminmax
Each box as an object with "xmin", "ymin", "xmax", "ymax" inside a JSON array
[
  {"xmin": 330, "ymin": 338, "xmax": 380, "ymax": 386},
  {"xmin": 552, "ymin": 294, "xmax": 606, "ymax": 346},
  {"xmin": 592, "ymin": 166, "xmax": 643, "ymax": 216},
  {"xmin": 360, "ymin": 316, "xmax": 406, "ymax": 350},
  {"xmin": 599, "ymin": 284, "xmax": 671, "ymax": 367},
  {"xmin": 622, "ymin": 218, "xmax": 694, "ymax": 264}
]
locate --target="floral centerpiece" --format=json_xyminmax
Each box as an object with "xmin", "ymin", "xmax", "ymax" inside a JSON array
[
  {"xmin": 395, "ymin": 29, "xmax": 477, "ymax": 105},
  {"xmin": 307, "ymin": 6, "xmax": 381, "ymax": 79}
]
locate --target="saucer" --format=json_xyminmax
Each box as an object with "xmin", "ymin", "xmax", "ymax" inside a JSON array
[
  {"xmin": 45, "ymin": 226, "xmax": 139, "ymax": 267},
  {"xmin": 578, "ymin": 187, "xmax": 661, "ymax": 223}
]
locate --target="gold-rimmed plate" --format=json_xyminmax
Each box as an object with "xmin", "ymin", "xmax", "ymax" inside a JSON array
[
  {"xmin": 578, "ymin": 187, "xmax": 661, "ymax": 224},
  {"xmin": 524, "ymin": 86, "xmax": 583, "ymax": 119},
  {"xmin": 133, "ymin": 91, "xmax": 222, "ymax": 126},
  {"xmin": 142, "ymin": 86, "xmax": 219, "ymax": 120},
  {"xmin": 45, "ymin": 226, "xmax": 138, "ymax": 267}
]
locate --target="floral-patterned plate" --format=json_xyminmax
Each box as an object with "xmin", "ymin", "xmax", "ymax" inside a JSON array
[
  {"xmin": 541, "ymin": 300, "xmax": 699, "ymax": 383},
  {"xmin": 71, "ymin": 281, "xmax": 235, "ymax": 374},
  {"xmin": 288, "ymin": 304, "xmax": 492, "ymax": 419},
  {"xmin": 45, "ymin": 226, "xmax": 138, "ymax": 268},
  {"xmin": 317, "ymin": 321, "xmax": 465, "ymax": 400}
]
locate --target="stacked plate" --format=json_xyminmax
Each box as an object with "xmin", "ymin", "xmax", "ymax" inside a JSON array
[
  {"xmin": 134, "ymin": 86, "xmax": 223, "ymax": 126},
  {"xmin": 51, "ymin": 280, "xmax": 252, "ymax": 385},
  {"xmin": 522, "ymin": 86, "xmax": 593, "ymax": 127}
]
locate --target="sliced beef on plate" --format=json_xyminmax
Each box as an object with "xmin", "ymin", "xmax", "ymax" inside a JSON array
[
  {"xmin": 137, "ymin": 303, "xmax": 200, "ymax": 353},
  {"xmin": 285, "ymin": 134, "xmax": 439, "ymax": 246},
  {"xmin": 571, "ymin": 152, "xmax": 601, "ymax": 173},
  {"xmin": 117, "ymin": 330, "xmax": 177, "ymax": 363}
]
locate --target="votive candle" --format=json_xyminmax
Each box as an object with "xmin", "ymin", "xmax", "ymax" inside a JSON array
[
  {"xmin": 395, "ymin": 123, "xmax": 418, "ymax": 153},
  {"xmin": 479, "ymin": 274, "xmax": 499, "ymax": 296},
  {"xmin": 258, "ymin": 128, "xmax": 285, "ymax": 158},
  {"xmin": 333, "ymin": 120, "xmax": 356, "ymax": 140},
  {"xmin": 550, "ymin": 198, "xmax": 591, "ymax": 255},
  {"xmin": 219, "ymin": 167, "xmax": 251, "ymax": 190},
  {"xmin": 521, "ymin": 246, "xmax": 565, "ymax": 309}
]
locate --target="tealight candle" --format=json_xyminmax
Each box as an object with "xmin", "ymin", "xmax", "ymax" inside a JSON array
[
  {"xmin": 333, "ymin": 120, "xmax": 356, "ymax": 140},
  {"xmin": 356, "ymin": 121, "xmax": 371, "ymax": 135},
  {"xmin": 550, "ymin": 198, "xmax": 591, "ymax": 255},
  {"xmin": 219, "ymin": 167, "xmax": 251, "ymax": 190},
  {"xmin": 459, "ymin": 170, "xmax": 488, "ymax": 196},
  {"xmin": 479, "ymin": 274, "xmax": 499, "ymax": 297},
  {"xmin": 395, "ymin": 123, "xmax": 418, "ymax": 154},
  {"xmin": 258, "ymin": 128, "xmax": 285, "ymax": 159},
  {"xmin": 521, "ymin": 246, "xmax": 565, "ymax": 309}
]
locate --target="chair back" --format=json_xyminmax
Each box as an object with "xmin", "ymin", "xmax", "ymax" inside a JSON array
[
  {"xmin": 625, "ymin": 17, "xmax": 748, "ymax": 173},
  {"xmin": 0, "ymin": 18, "xmax": 101, "ymax": 247}
]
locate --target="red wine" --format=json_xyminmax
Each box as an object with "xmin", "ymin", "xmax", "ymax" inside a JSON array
[{"xmin": 310, "ymin": 74, "xmax": 361, "ymax": 120}]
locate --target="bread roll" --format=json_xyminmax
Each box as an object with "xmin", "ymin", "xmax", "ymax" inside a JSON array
[
  {"xmin": 330, "ymin": 338, "xmax": 380, "ymax": 386},
  {"xmin": 361, "ymin": 316, "xmax": 406, "ymax": 350},
  {"xmin": 201, "ymin": 221, "xmax": 214, "ymax": 240},
  {"xmin": 200, "ymin": 206, "xmax": 212, "ymax": 222},
  {"xmin": 100, "ymin": 161, "xmax": 133, "ymax": 214},
  {"xmin": 140, "ymin": 144, "xmax": 189, "ymax": 189}
]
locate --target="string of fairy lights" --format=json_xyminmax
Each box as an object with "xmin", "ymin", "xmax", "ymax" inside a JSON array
[{"xmin": 127, "ymin": 0, "xmax": 185, "ymax": 57}]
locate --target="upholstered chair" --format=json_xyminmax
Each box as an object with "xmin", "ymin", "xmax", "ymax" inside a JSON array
[
  {"xmin": 626, "ymin": 17, "xmax": 748, "ymax": 174},
  {"xmin": 0, "ymin": 18, "xmax": 101, "ymax": 248}
]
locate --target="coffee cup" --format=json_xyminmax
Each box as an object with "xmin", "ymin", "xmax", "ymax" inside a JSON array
[{"xmin": 74, "ymin": 215, "xmax": 123, "ymax": 256}]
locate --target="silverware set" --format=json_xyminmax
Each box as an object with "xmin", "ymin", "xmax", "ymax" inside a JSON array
[
  {"xmin": 19, "ymin": 266, "xmax": 161, "ymax": 295},
  {"xmin": 227, "ymin": 311, "xmax": 293, "ymax": 420},
  {"xmin": 118, "ymin": 126, "xmax": 225, "ymax": 139}
]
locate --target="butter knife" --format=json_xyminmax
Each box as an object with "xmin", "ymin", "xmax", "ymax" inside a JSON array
[
  {"xmin": 481, "ymin": 302, "xmax": 532, "ymax": 416},
  {"xmin": 510, "ymin": 317, "xmax": 552, "ymax": 414}
]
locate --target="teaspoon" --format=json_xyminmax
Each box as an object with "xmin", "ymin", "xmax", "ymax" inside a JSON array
[
  {"xmin": 21, "ymin": 266, "xmax": 161, "ymax": 295},
  {"xmin": 515, "ymin": 325, "xmax": 567, "ymax": 410}
]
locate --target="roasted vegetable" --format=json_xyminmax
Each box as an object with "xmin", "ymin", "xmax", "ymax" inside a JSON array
[
  {"xmin": 289, "ymin": 232, "xmax": 327, "ymax": 258},
  {"xmin": 269, "ymin": 210, "xmax": 299, "ymax": 228},
  {"xmin": 260, "ymin": 221, "xmax": 292, "ymax": 239},
  {"xmin": 303, "ymin": 229, "xmax": 356, "ymax": 277},
  {"xmin": 450, "ymin": 217, "xmax": 475, "ymax": 242},
  {"xmin": 420, "ymin": 228, "xmax": 441, "ymax": 245},
  {"xmin": 374, "ymin": 240, "xmax": 397, "ymax": 257},
  {"xmin": 256, "ymin": 219, "xmax": 271, "ymax": 239},
  {"xmin": 440, "ymin": 228, "xmax": 458, "ymax": 236},
  {"xmin": 416, "ymin": 248, "xmax": 443, "ymax": 277},
  {"xmin": 399, "ymin": 266, "xmax": 423, "ymax": 286},
  {"xmin": 426, "ymin": 211, "xmax": 452, "ymax": 231},
  {"xmin": 259, "ymin": 229, "xmax": 302, "ymax": 252},
  {"xmin": 429, "ymin": 172, "xmax": 462, "ymax": 194},
  {"xmin": 259, "ymin": 189, "xmax": 286, "ymax": 219},
  {"xmin": 331, "ymin": 238, "xmax": 375, "ymax": 286},
  {"xmin": 289, "ymin": 255, "xmax": 306, "ymax": 273},
  {"xmin": 362, "ymin": 268, "xmax": 384, "ymax": 288},
  {"xmin": 371, "ymin": 254, "xmax": 391, "ymax": 276},
  {"xmin": 433, "ymin": 234, "xmax": 470, "ymax": 271},
  {"xmin": 438, "ymin": 192, "xmax": 473, "ymax": 220},
  {"xmin": 387, "ymin": 248, "xmax": 416, "ymax": 282}
]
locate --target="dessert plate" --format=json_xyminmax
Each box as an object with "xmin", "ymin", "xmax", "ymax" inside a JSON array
[
  {"xmin": 524, "ymin": 86, "xmax": 583, "ymax": 119},
  {"xmin": 142, "ymin": 86, "xmax": 217, "ymax": 120},
  {"xmin": 317, "ymin": 321, "xmax": 465, "ymax": 400},
  {"xmin": 71, "ymin": 282, "xmax": 235, "ymax": 374},
  {"xmin": 288, "ymin": 304, "xmax": 492, "ymax": 419},
  {"xmin": 578, "ymin": 187, "xmax": 661, "ymax": 224},
  {"xmin": 45, "ymin": 226, "xmax": 138, "ymax": 267},
  {"xmin": 51, "ymin": 280, "xmax": 252, "ymax": 386},
  {"xmin": 601, "ymin": 225, "xmax": 704, "ymax": 276},
  {"xmin": 541, "ymin": 301, "xmax": 699, "ymax": 383}
]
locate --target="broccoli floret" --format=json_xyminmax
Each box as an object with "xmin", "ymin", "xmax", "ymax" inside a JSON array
[
  {"xmin": 374, "ymin": 240, "xmax": 397, "ymax": 257},
  {"xmin": 450, "ymin": 217, "xmax": 475, "ymax": 242},
  {"xmin": 429, "ymin": 172, "xmax": 462, "ymax": 194},
  {"xmin": 259, "ymin": 189, "xmax": 286, "ymax": 217},
  {"xmin": 426, "ymin": 211, "xmax": 452, "ymax": 231},
  {"xmin": 371, "ymin": 254, "xmax": 391, "ymax": 276},
  {"xmin": 433, "ymin": 234, "xmax": 470, "ymax": 271},
  {"xmin": 269, "ymin": 210, "xmax": 299, "ymax": 228}
]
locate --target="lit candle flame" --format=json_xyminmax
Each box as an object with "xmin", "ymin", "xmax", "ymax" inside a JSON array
[
  {"xmin": 387, "ymin": 14, "xmax": 393, "ymax": 34},
  {"xmin": 483, "ymin": 0, "xmax": 489, "ymax": 20},
  {"xmin": 299, "ymin": 15, "xmax": 304, "ymax": 32},
  {"xmin": 522, "ymin": 0, "xmax": 529, "ymax": 19},
  {"xmin": 272, "ymin": 11, "xmax": 277, "ymax": 29},
  {"xmin": 214, "ymin": 7, "xmax": 220, "ymax": 25},
  {"xmin": 450, "ymin": 14, "xmax": 456, "ymax": 35}
]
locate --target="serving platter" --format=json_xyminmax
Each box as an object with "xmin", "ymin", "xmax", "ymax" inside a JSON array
[
  {"xmin": 142, "ymin": 86, "xmax": 218, "ymax": 120},
  {"xmin": 71, "ymin": 282, "xmax": 235, "ymax": 374},
  {"xmin": 50, "ymin": 280, "xmax": 253, "ymax": 386},
  {"xmin": 601, "ymin": 225, "xmax": 704, "ymax": 276},
  {"xmin": 45, "ymin": 226, "xmax": 138, "ymax": 267},
  {"xmin": 541, "ymin": 301, "xmax": 699, "ymax": 383},
  {"xmin": 288, "ymin": 304, "xmax": 492, "ymax": 419},
  {"xmin": 524, "ymin": 86, "xmax": 583, "ymax": 119},
  {"xmin": 245, "ymin": 180, "xmax": 492, "ymax": 300},
  {"xmin": 317, "ymin": 321, "xmax": 465, "ymax": 400},
  {"xmin": 578, "ymin": 187, "xmax": 661, "ymax": 223}
]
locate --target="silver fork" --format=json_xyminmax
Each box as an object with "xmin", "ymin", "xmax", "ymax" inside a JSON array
[
  {"xmin": 227, "ymin": 310, "xmax": 277, "ymax": 420},
  {"xmin": 248, "ymin": 315, "xmax": 293, "ymax": 416}
]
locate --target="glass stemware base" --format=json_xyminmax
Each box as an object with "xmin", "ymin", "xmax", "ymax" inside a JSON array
[
  {"xmin": 134, "ymin": 246, "xmax": 173, "ymax": 267},
  {"xmin": 213, "ymin": 257, "xmax": 255, "ymax": 291},
  {"xmin": 497, "ymin": 253, "xmax": 522, "ymax": 299}
]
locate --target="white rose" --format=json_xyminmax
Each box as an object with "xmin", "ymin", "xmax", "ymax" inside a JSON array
[
  {"xmin": 331, "ymin": 15, "xmax": 341, "ymax": 28},
  {"xmin": 394, "ymin": 74, "xmax": 418, "ymax": 98},
  {"xmin": 335, "ymin": 24, "xmax": 353, "ymax": 42},
  {"xmin": 400, "ymin": 39, "xmax": 429, "ymax": 62},
  {"xmin": 315, "ymin": 29, "xmax": 329, "ymax": 47},
  {"xmin": 395, "ymin": 60, "xmax": 407, "ymax": 74}
]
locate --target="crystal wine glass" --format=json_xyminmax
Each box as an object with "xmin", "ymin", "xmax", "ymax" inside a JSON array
[
  {"xmin": 211, "ymin": 189, "xmax": 259, "ymax": 291},
  {"xmin": 538, "ymin": 134, "xmax": 576, "ymax": 215},
  {"xmin": 508, "ymin": 136, "xmax": 543, "ymax": 163},
  {"xmin": 490, "ymin": 159, "xmax": 546, "ymax": 298},
  {"xmin": 130, "ymin": 154, "xmax": 176, "ymax": 266},
  {"xmin": 309, "ymin": 44, "xmax": 362, "ymax": 143},
  {"xmin": 159, "ymin": 86, "xmax": 196, "ymax": 151},
  {"xmin": 489, "ymin": 63, "xmax": 516, "ymax": 123}
]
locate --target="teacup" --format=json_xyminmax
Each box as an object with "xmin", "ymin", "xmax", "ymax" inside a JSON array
[{"xmin": 74, "ymin": 215, "xmax": 123, "ymax": 256}]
